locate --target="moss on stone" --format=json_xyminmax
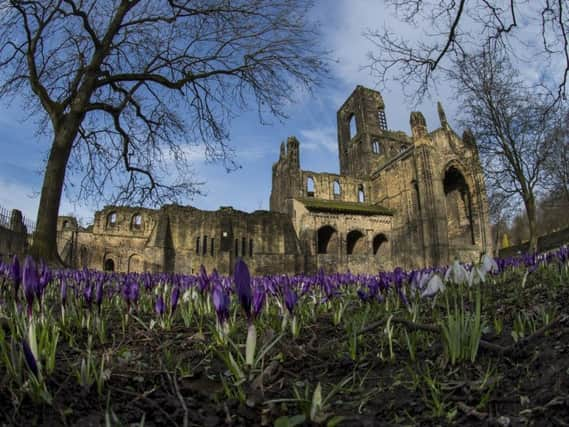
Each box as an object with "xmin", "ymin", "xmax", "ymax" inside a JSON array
[{"xmin": 296, "ymin": 198, "xmax": 394, "ymax": 216}]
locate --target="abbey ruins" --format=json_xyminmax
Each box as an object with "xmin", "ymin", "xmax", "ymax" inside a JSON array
[{"xmin": 57, "ymin": 86, "xmax": 492, "ymax": 275}]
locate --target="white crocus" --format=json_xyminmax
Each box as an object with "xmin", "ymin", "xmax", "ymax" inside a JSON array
[
  {"xmin": 444, "ymin": 259, "xmax": 469, "ymax": 285},
  {"xmin": 421, "ymin": 274, "xmax": 445, "ymax": 298},
  {"xmin": 468, "ymin": 265, "xmax": 485, "ymax": 287},
  {"xmin": 480, "ymin": 253, "xmax": 499, "ymax": 275}
]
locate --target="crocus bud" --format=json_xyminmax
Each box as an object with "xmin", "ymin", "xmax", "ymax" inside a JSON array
[
  {"xmin": 234, "ymin": 259, "xmax": 252, "ymax": 319},
  {"xmin": 171, "ymin": 286, "xmax": 179, "ymax": 314},
  {"xmin": 10, "ymin": 255, "xmax": 21, "ymax": 298},
  {"xmin": 284, "ymin": 286, "xmax": 298, "ymax": 315},
  {"xmin": 22, "ymin": 256, "xmax": 38, "ymax": 317},
  {"xmin": 421, "ymin": 274, "xmax": 445, "ymax": 298},
  {"xmin": 155, "ymin": 295, "xmax": 165, "ymax": 317},
  {"xmin": 22, "ymin": 339, "xmax": 38, "ymax": 377},
  {"xmin": 252, "ymin": 287, "xmax": 265, "ymax": 319},
  {"xmin": 212, "ymin": 284, "xmax": 230, "ymax": 325}
]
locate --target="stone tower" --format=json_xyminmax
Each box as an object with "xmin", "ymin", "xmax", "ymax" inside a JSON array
[{"xmin": 338, "ymin": 86, "xmax": 406, "ymax": 178}]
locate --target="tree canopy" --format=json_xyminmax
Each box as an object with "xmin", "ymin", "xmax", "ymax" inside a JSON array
[{"xmin": 367, "ymin": 0, "xmax": 568, "ymax": 104}]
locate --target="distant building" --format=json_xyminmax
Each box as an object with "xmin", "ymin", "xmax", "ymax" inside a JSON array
[{"xmin": 57, "ymin": 86, "xmax": 492, "ymax": 274}]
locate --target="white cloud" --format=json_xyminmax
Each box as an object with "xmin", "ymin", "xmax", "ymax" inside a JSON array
[{"xmin": 299, "ymin": 127, "xmax": 338, "ymax": 153}]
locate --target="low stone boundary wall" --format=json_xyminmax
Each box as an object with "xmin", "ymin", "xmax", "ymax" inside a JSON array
[{"xmin": 498, "ymin": 226, "xmax": 569, "ymax": 258}]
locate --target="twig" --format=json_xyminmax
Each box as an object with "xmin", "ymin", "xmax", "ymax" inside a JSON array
[
  {"xmin": 108, "ymin": 386, "xmax": 177, "ymax": 425},
  {"xmin": 456, "ymin": 401, "xmax": 487, "ymax": 420},
  {"xmin": 168, "ymin": 371, "xmax": 189, "ymax": 427}
]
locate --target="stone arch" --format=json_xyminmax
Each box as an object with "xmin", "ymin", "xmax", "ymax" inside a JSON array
[
  {"xmin": 128, "ymin": 254, "xmax": 144, "ymax": 273},
  {"xmin": 357, "ymin": 184, "xmax": 365, "ymax": 202},
  {"xmin": 346, "ymin": 230, "xmax": 366, "ymax": 255},
  {"xmin": 333, "ymin": 180, "xmax": 341, "ymax": 199},
  {"xmin": 373, "ymin": 233, "xmax": 389, "ymax": 258},
  {"xmin": 306, "ymin": 176, "xmax": 315, "ymax": 197},
  {"xmin": 106, "ymin": 211, "xmax": 117, "ymax": 228},
  {"xmin": 443, "ymin": 166, "xmax": 475, "ymax": 246},
  {"xmin": 131, "ymin": 213, "xmax": 143, "ymax": 230},
  {"xmin": 317, "ymin": 225, "xmax": 338, "ymax": 254},
  {"xmin": 103, "ymin": 257, "xmax": 115, "ymax": 272},
  {"xmin": 348, "ymin": 114, "xmax": 357, "ymax": 139}
]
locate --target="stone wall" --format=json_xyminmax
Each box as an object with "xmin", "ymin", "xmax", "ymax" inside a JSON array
[
  {"xmin": 498, "ymin": 226, "xmax": 569, "ymax": 258},
  {"xmin": 61, "ymin": 205, "xmax": 303, "ymax": 276},
  {"xmin": 290, "ymin": 199, "xmax": 392, "ymax": 273}
]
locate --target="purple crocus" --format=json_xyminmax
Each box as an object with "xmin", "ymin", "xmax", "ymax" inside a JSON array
[
  {"xmin": 171, "ymin": 286, "xmax": 180, "ymax": 314},
  {"xmin": 212, "ymin": 284, "xmax": 230, "ymax": 325},
  {"xmin": 252, "ymin": 286, "xmax": 266, "ymax": 319},
  {"xmin": 95, "ymin": 278, "xmax": 104, "ymax": 311},
  {"xmin": 10, "ymin": 255, "xmax": 20, "ymax": 300},
  {"xmin": 83, "ymin": 284, "xmax": 93, "ymax": 309},
  {"xmin": 284, "ymin": 286, "xmax": 298, "ymax": 315},
  {"xmin": 38, "ymin": 262, "xmax": 51, "ymax": 299},
  {"xmin": 22, "ymin": 339, "xmax": 38, "ymax": 377},
  {"xmin": 60, "ymin": 281, "xmax": 68, "ymax": 306},
  {"xmin": 198, "ymin": 265, "xmax": 209, "ymax": 293},
  {"xmin": 234, "ymin": 259, "xmax": 252, "ymax": 319},
  {"xmin": 22, "ymin": 256, "xmax": 38, "ymax": 317},
  {"xmin": 155, "ymin": 295, "xmax": 165, "ymax": 317}
]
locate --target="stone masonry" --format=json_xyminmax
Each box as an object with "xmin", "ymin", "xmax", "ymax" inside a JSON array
[{"xmin": 58, "ymin": 86, "xmax": 492, "ymax": 275}]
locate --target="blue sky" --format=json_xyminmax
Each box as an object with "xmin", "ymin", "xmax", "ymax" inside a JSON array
[{"xmin": 0, "ymin": 0, "xmax": 497, "ymax": 225}]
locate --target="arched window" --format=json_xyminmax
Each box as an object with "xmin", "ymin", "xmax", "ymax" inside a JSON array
[
  {"xmin": 317, "ymin": 225, "xmax": 338, "ymax": 254},
  {"xmin": 62, "ymin": 220, "xmax": 69, "ymax": 229},
  {"xmin": 211, "ymin": 238, "xmax": 215, "ymax": 256},
  {"xmin": 372, "ymin": 140, "xmax": 381, "ymax": 154},
  {"xmin": 357, "ymin": 185, "xmax": 365, "ymax": 203},
  {"xmin": 128, "ymin": 254, "xmax": 143, "ymax": 273},
  {"xmin": 249, "ymin": 239, "xmax": 253, "ymax": 257},
  {"xmin": 104, "ymin": 258, "xmax": 115, "ymax": 272},
  {"xmin": 373, "ymin": 234, "xmax": 388, "ymax": 256},
  {"xmin": 196, "ymin": 237, "xmax": 200, "ymax": 254},
  {"xmin": 131, "ymin": 214, "xmax": 142, "ymax": 230},
  {"xmin": 349, "ymin": 114, "xmax": 357, "ymax": 139},
  {"xmin": 444, "ymin": 167, "xmax": 475, "ymax": 245},
  {"xmin": 306, "ymin": 177, "xmax": 315, "ymax": 197},
  {"xmin": 203, "ymin": 236, "xmax": 208, "ymax": 255},
  {"xmin": 347, "ymin": 230, "xmax": 365, "ymax": 255},
  {"xmin": 107, "ymin": 212, "xmax": 117, "ymax": 227},
  {"xmin": 235, "ymin": 238, "xmax": 239, "ymax": 257},
  {"xmin": 333, "ymin": 180, "xmax": 341, "ymax": 198},
  {"xmin": 242, "ymin": 237, "xmax": 246, "ymax": 257}
]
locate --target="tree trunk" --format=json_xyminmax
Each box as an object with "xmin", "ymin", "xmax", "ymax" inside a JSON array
[
  {"xmin": 30, "ymin": 127, "xmax": 75, "ymax": 264},
  {"xmin": 524, "ymin": 194, "xmax": 538, "ymax": 254}
]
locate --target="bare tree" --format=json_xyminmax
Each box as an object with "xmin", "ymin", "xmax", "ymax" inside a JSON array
[
  {"xmin": 0, "ymin": 0, "xmax": 327, "ymax": 262},
  {"xmin": 366, "ymin": 0, "xmax": 569, "ymax": 104},
  {"xmin": 543, "ymin": 109, "xmax": 569, "ymax": 204},
  {"xmin": 451, "ymin": 49, "xmax": 555, "ymax": 253}
]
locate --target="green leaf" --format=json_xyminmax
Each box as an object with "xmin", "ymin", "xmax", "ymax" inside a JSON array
[
  {"xmin": 327, "ymin": 415, "xmax": 345, "ymax": 427},
  {"xmin": 310, "ymin": 382, "xmax": 322, "ymax": 421},
  {"xmin": 274, "ymin": 414, "xmax": 306, "ymax": 427}
]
